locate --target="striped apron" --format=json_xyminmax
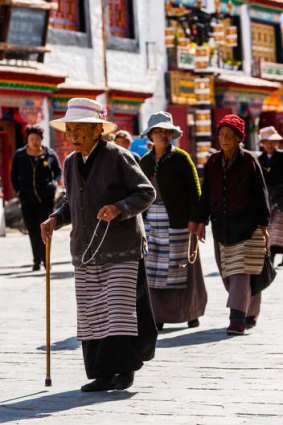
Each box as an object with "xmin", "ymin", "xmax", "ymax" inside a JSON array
[
  {"xmin": 144, "ymin": 203, "xmax": 189, "ymax": 289},
  {"xmin": 75, "ymin": 260, "xmax": 139, "ymax": 340},
  {"xmin": 220, "ymin": 227, "xmax": 266, "ymax": 279},
  {"xmin": 269, "ymin": 206, "xmax": 283, "ymax": 248}
]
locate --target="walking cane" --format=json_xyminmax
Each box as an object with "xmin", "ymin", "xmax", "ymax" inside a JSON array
[{"xmin": 45, "ymin": 238, "xmax": 52, "ymax": 387}]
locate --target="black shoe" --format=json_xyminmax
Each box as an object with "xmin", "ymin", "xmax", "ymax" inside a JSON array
[
  {"xmin": 115, "ymin": 372, "xmax": 134, "ymax": 390},
  {"xmin": 81, "ymin": 376, "xmax": 116, "ymax": 392},
  {"xmin": 187, "ymin": 319, "xmax": 200, "ymax": 328},
  {"xmin": 32, "ymin": 263, "xmax": 40, "ymax": 271},
  {"xmin": 156, "ymin": 323, "xmax": 164, "ymax": 331}
]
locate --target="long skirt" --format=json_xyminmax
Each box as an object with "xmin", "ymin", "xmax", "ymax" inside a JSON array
[
  {"xmin": 75, "ymin": 259, "xmax": 157, "ymax": 379},
  {"xmin": 145, "ymin": 203, "xmax": 207, "ymax": 324}
]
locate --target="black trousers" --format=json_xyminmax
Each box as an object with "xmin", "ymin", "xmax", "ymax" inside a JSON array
[
  {"xmin": 21, "ymin": 200, "xmax": 54, "ymax": 265},
  {"xmin": 81, "ymin": 259, "xmax": 157, "ymax": 379}
]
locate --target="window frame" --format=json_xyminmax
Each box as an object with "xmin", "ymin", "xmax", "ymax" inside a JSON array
[
  {"xmin": 106, "ymin": 0, "xmax": 139, "ymax": 52},
  {"xmin": 48, "ymin": 0, "xmax": 92, "ymax": 48}
]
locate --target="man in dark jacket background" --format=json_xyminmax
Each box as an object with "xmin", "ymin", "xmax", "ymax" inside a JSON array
[{"xmin": 11, "ymin": 125, "xmax": 62, "ymax": 271}]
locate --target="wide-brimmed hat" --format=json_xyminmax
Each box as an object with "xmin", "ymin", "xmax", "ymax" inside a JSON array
[
  {"xmin": 141, "ymin": 111, "xmax": 183, "ymax": 140},
  {"xmin": 259, "ymin": 126, "xmax": 283, "ymax": 142},
  {"xmin": 217, "ymin": 114, "xmax": 245, "ymax": 142},
  {"xmin": 50, "ymin": 98, "xmax": 117, "ymax": 135}
]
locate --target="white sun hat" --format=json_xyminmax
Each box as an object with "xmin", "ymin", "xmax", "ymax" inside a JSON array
[
  {"xmin": 50, "ymin": 98, "xmax": 118, "ymax": 135},
  {"xmin": 259, "ymin": 126, "xmax": 283, "ymax": 142}
]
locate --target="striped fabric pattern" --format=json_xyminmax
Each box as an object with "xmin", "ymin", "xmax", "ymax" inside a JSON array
[
  {"xmin": 75, "ymin": 260, "xmax": 139, "ymax": 340},
  {"xmin": 220, "ymin": 228, "xmax": 266, "ymax": 279},
  {"xmin": 145, "ymin": 203, "xmax": 189, "ymax": 289},
  {"xmin": 269, "ymin": 207, "xmax": 283, "ymax": 248}
]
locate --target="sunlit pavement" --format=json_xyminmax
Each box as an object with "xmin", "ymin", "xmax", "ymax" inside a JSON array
[{"xmin": 0, "ymin": 225, "xmax": 282, "ymax": 425}]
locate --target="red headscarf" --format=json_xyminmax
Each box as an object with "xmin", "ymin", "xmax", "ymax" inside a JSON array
[{"xmin": 217, "ymin": 114, "xmax": 245, "ymax": 142}]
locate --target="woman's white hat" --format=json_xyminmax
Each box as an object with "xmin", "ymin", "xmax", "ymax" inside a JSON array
[
  {"xmin": 259, "ymin": 126, "xmax": 283, "ymax": 142},
  {"xmin": 50, "ymin": 98, "xmax": 118, "ymax": 135},
  {"xmin": 141, "ymin": 111, "xmax": 183, "ymax": 140}
]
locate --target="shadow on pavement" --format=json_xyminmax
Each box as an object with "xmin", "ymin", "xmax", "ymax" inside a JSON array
[
  {"xmin": 157, "ymin": 327, "xmax": 228, "ymax": 348},
  {"xmin": 37, "ymin": 337, "xmax": 81, "ymax": 352},
  {"xmin": 204, "ymin": 271, "xmax": 220, "ymax": 277},
  {"xmin": 0, "ymin": 261, "xmax": 71, "ymax": 270},
  {"xmin": 0, "ymin": 270, "xmax": 74, "ymax": 280},
  {"xmin": 0, "ymin": 389, "xmax": 136, "ymax": 423}
]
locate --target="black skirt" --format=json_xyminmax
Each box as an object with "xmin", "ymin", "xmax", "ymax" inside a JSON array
[{"xmin": 82, "ymin": 259, "xmax": 157, "ymax": 378}]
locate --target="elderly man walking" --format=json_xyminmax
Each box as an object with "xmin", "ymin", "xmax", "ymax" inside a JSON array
[{"xmin": 41, "ymin": 98, "xmax": 157, "ymax": 392}]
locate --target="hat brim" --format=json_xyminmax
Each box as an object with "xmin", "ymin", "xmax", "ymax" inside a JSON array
[
  {"xmin": 140, "ymin": 122, "xmax": 183, "ymax": 139},
  {"xmin": 260, "ymin": 133, "xmax": 283, "ymax": 141},
  {"xmin": 50, "ymin": 117, "xmax": 118, "ymax": 135}
]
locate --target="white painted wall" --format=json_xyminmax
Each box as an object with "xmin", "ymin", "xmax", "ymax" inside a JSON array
[
  {"xmin": 240, "ymin": 4, "xmax": 252, "ymax": 76},
  {"xmin": 45, "ymin": 0, "xmax": 167, "ymax": 134}
]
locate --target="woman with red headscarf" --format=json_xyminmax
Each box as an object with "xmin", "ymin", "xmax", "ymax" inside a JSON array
[{"xmin": 197, "ymin": 115, "xmax": 270, "ymax": 335}]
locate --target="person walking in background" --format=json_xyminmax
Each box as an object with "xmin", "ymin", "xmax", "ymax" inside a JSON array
[
  {"xmin": 258, "ymin": 126, "xmax": 283, "ymax": 265},
  {"xmin": 11, "ymin": 125, "xmax": 62, "ymax": 271},
  {"xmin": 197, "ymin": 114, "xmax": 270, "ymax": 336},
  {"xmin": 41, "ymin": 98, "xmax": 157, "ymax": 392},
  {"xmin": 114, "ymin": 129, "xmax": 140, "ymax": 163},
  {"xmin": 140, "ymin": 111, "xmax": 207, "ymax": 331}
]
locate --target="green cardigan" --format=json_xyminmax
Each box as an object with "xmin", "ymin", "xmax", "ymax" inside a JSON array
[{"xmin": 140, "ymin": 147, "xmax": 201, "ymax": 228}]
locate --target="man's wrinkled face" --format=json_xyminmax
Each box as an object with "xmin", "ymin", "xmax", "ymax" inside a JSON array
[{"xmin": 66, "ymin": 122, "xmax": 102, "ymax": 155}]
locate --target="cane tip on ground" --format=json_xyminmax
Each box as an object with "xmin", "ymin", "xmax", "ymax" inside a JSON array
[{"xmin": 45, "ymin": 378, "xmax": 52, "ymax": 387}]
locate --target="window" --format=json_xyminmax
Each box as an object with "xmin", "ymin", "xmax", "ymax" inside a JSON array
[
  {"xmin": 49, "ymin": 0, "xmax": 81, "ymax": 31},
  {"xmin": 108, "ymin": 0, "xmax": 134, "ymax": 39},
  {"xmin": 252, "ymin": 22, "xmax": 276, "ymax": 63},
  {"xmin": 107, "ymin": 0, "xmax": 139, "ymax": 52},
  {"xmin": 48, "ymin": 0, "xmax": 91, "ymax": 47}
]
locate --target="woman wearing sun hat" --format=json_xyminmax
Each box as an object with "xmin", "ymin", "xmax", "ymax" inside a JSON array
[
  {"xmin": 197, "ymin": 114, "xmax": 270, "ymax": 336},
  {"xmin": 140, "ymin": 111, "xmax": 207, "ymax": 331},
  {"xmin": 40, "ymin": 98, "xmax": 157, "ymax": 392},
  {"xmin": 258, "ymin": 126, "xmax": 283, "ymax": 265}
]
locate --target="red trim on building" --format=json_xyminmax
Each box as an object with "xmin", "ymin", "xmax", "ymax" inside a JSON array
[{"xmin": 108, "ymin": 89, "xmax": 153, "ymax": 100}]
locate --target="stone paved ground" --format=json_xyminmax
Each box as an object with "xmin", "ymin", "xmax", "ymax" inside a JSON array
[{"xmin": 0, "ymin": 225, "xmax": 282, "ymax": 425}]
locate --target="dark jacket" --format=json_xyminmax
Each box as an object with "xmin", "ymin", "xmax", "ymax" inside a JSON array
[
  {"xmin": 140, "ymin": 146, "xmax": 201, "ymax": 228},
  {"xmin": 53, "ymin": 140, "xmax": 156, "ymax": 267},
  {"xmin": 258, "ymin": 150, "xmax": 283, "ymax": 210},
  {"xmin": 198, "ymin": 148, "xmax": 270, "ymax": 245},
  {"xmin": 11, "ymin": 146, "xmax": 62, "ymax": 205}
]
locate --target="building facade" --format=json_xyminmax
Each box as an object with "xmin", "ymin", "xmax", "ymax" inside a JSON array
[
  {"xmin": 164, "ymin": 0, "xmax": 283, "ymax": 172},
  {"xmin": 0, "ymin": 0, "xmax": 167, "ymax": 199},
  {"xmin": 1, "ymin": 0, "xmax": 283, "ymax": 199}
]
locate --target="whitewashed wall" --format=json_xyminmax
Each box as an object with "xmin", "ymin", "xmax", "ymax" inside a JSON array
[{"xmin": 45, "ymin": 0, "xmax": 167, "ymax": 135}]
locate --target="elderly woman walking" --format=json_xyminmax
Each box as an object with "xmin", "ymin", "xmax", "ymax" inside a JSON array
[
  {"xmin": 197, "ymin": 114, "xmax": 270, "ymax": 335},
  {"xmin": 41, "ymin": 98, "xmax": 157, "ymax": 392},
  {"xmin": 140, "ymin": 111, "xmax": 207, "ymax": 331},
  {"xmin": 258, "ymin": 126, "xmax": 283, "ymax": 265}
]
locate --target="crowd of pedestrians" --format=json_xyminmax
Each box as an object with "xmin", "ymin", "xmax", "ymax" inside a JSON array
[{"xmin": 7, "ymin": 97, "xmax": 282, "ymax": 392}]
